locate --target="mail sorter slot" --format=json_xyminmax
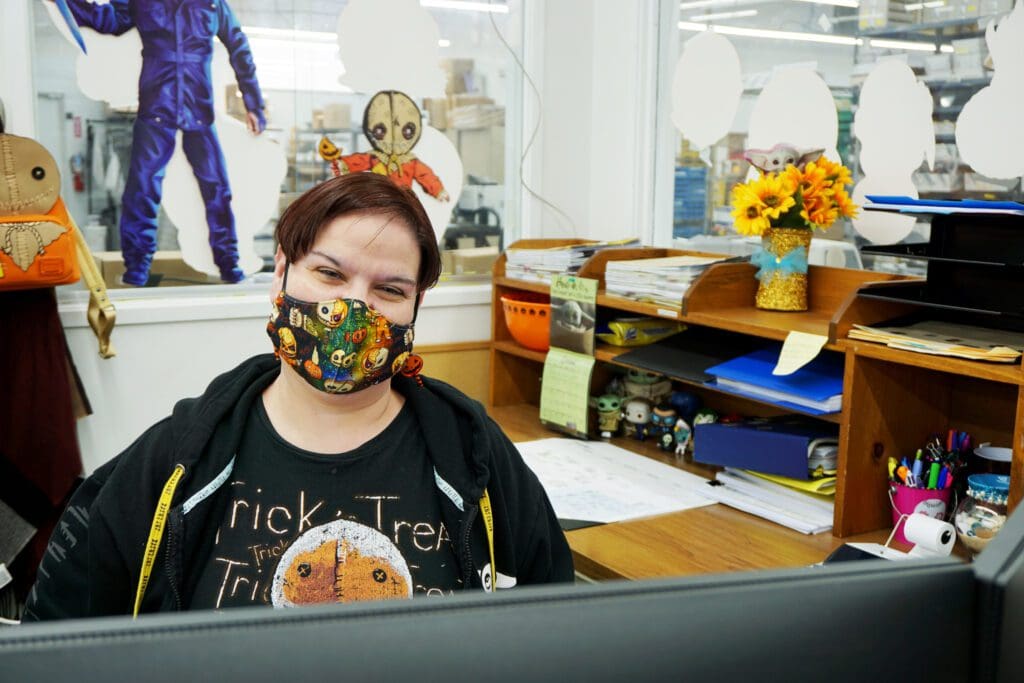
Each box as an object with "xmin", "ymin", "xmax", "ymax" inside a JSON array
[
  {"xmin": 861, "ymin": 213, "xmax": 1024, "ymax": 266},
  {"xmin": 693, "ymin": 419, "xmax": 839, "ymax": 480},
  {"xmin": 859, "ymin": 265, "xmax": 1024, "ymax": 330}
]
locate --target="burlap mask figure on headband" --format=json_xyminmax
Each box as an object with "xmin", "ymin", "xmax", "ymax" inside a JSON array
[{"xmin": 318, "ymin": 90, "xmax": 449, "ymax": 202}]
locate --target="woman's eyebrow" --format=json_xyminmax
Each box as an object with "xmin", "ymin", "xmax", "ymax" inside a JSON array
[{"xmin": 310, "ymin": 250, "xmax": 416, "ymax": 287}]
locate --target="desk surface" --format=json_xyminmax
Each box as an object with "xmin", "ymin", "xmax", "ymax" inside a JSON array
[{"xmin": 488, "ymin": 403, "xmax": 895, "ymax": 580}]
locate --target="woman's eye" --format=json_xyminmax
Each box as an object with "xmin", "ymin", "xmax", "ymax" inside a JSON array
[
  {"xmin": 379, "ymin": 286, "xmax": 405, "ymax": 297},
  {"xmin": 317, "ymin": 269, "xmax": 342, "ymax": 279}
]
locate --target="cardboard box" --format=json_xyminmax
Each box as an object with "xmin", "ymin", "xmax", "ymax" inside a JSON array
[
  {"xmin": 93, "ymin": 250, "xmax": 213, "ymax": 288},
  {"xmin": 423, "ymin": 97, "xmax": 448, "ymax": 129},
  {"xmin": 446, "ymin": 246, "xmax": 499, "ymax": 275},
  {"xmin": 322, "ymin": 103, "xmax": 351, "ymax": 130}
]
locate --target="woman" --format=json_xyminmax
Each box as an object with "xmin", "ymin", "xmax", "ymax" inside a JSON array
[{"xmin": 25, "ymin": 173, "xmax": 573, "ymax": 619}]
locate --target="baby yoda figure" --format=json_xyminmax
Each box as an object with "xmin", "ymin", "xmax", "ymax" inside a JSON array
[
  {"xmin": 743, "ymin": 143, "xmax": 824, "ymax": 175},
  {"xmin": 590, "ymin": 393, "xmax": 623, "ymax": 439}
]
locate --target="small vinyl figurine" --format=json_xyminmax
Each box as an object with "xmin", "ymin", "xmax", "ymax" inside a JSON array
[
  {"xmin": 621, "ymin": 398, "xmax": 652, "ymax": 441},
  {"xmin": 673, "ymin": 417, "xmax": 692, "ymax": 458},
  {"xmin": 649, "ymin": 404, "xmax": 678, "ymax": 451},
  {"xmin": 743, "ymin": 143, "xmax": 823, "ymax": 175},
  {"xmin": 623, "ymin": 369, "xmax": 672, "ymax": 406},
  {"xmin": 591, "ymin": 393, "xmax": 623, "ymax": 439}
]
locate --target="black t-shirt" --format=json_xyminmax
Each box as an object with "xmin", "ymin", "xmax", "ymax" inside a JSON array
[{"xmin": 190, "ymin": 397, "xmax": 462, "ymax": 610}]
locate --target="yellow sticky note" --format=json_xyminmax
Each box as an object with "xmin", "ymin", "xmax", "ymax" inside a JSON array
[
  {"xmin": 773, "ymin": 331, "xmax": 828, "ymax": 376},
  {"xmin": 540, "ymin": 347, "xmax": 595, "ymax": 438}
]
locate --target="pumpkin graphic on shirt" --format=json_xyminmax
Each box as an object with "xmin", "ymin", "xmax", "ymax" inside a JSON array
[{"xmin": 271, "ymin": 519, "xmax": 412, "ymax": 606}]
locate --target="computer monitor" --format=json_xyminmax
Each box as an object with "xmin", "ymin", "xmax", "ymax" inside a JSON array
[
  {"xmin": 971, "ymin": 503, "xmax": 1024, "ymax": 683},
  {"xmin": 0, "ymin": 558, "xmax": 973, "ymax": 682}
]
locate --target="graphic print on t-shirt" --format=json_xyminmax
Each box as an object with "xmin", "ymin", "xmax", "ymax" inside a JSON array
[{"xmin": 271, "ymin": 519, "xmax": 412, "ymax": 606}]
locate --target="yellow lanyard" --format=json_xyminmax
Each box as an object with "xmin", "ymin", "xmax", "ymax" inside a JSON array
[
  {"xmin": 133, "ymin": 464, "xmax": 185, "ymax": 618},
  {"xmin": 479, "ymin": 488, "xmax": 496, "ymax": 592}
]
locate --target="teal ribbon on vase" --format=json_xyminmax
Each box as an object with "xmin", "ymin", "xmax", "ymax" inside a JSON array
[{"xmin": 750, "ymin": 246, "xmax": 809, "ymax": 281}]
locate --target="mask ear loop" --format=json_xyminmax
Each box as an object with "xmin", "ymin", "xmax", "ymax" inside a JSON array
[
  {"xmin": 282, "ymin": 262, "xmax": 291, "ymax": 293},
  {"xmin": 402, "ymin": 288, "xmax": 425, "ymax": 387}
]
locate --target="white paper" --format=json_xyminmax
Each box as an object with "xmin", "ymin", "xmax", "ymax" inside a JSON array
[
  {"xmin": 671, "ymin": 32, "xmax": 743, "ymax": 151},
  {"xmin": 515, "ymin": 438, "xmax": 715, "ymax": 524},
  {"xmin": 336, "ymin": 0, "xmax": 446, "ymax": 97},
  {"xmin": 852, "ymin": 59, "xmax": 934, "ymax": 244},
  {"xmin": 708, "ymin": 469, "xmax": 834, "ymax": 535},
  {"xmin": 956, "ymin": 3, "xmax": 1024, "ymax": 179}
]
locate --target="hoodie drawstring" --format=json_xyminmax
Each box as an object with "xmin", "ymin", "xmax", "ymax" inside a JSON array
[{"xmin": 133, "ymin": 464, "xmax": 185, "ymax": 618}]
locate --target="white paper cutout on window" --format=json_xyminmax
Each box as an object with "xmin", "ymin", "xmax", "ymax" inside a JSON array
[
  {"xmin": 956, "ymin": 2, "xmax": 1024, "ymax": 180},
  {"xmin": 852, "ymin": 59, "xmax": 934, "ymax": 244},
  {"xmin": 334, "ymin": 0, "xmax": 462, "ymax": 237},
  {"xmin": 746, "ymin": 66, "xmax": 839, "ymax": 182},
  {"xmin": 671, "ymin": 32, "xmax": 743, "ymax": 154},
  {"xmin": 40, "ymin": 1, "xmax": 286, "ymax": 281},
  {"xmin": 336, "ymin": 0, "xmax": 446, "ymax": 98}
]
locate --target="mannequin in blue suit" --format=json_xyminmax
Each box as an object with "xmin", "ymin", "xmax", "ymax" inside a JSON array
[{"xmin": 62, "ymin": 0, "xmax": 266, "ymax": 284}]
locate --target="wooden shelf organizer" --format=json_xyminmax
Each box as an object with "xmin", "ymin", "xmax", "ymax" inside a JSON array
[{"xmin": 490, "ymin": 239, "xmax": 1024, "ymax": 538}]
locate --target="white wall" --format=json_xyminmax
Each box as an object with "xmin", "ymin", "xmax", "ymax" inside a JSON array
[
  {"xmin": 61, "ymin": 281, "xmax": 492, "ymax": 474},
  {"xmin": 522, "ymin": 0, "xmax": 658, "ymax": 244}
]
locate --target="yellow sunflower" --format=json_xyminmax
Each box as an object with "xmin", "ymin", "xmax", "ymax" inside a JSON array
[
  {"xmin": 833, "ymin": 186, "xmax": 859, "ymax": 219},
  {"xmin": 748, "ymin": 172, "xmax": 797, "ymax": 221},
  {"xmin": 800, "ymin": 194, "xmax": 839, "ymax": 228},
  {"xmin": 815, "ymin": 155, "xmax": 853, "ymax": 188},
  {"xmin": 731, "ymin": 183, "xmax": 772, "ymax": 236}
]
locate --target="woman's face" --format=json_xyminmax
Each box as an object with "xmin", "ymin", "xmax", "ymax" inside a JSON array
[{"xmin": 272, "ymin": 211, "xmax": 421, "ymax": 326}]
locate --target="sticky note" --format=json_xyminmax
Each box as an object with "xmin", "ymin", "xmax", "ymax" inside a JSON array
[{"xmin": 773, "ymin": 331, "xmax": 828, "ymax": 376}]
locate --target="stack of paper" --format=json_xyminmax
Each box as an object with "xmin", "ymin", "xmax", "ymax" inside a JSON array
[
  {"xmin": 514, "ymin": 438, "xmax": 715, "ymax": 524},
  {"xmin": 604, "ymin": 255, "xmax": 736, "ymax": 309},
  {"xmin": 705, "ymin": 468, "xmax": 834, "ymax": 534},
  {"xmin": 504, "ymin": 239, "xmax": 639, "ymax": 284},
  {"xmin": 848, "ymin": 321, "xmax": 1023, "ymax": 363},
  {"xmin": 704, "ymin": 347, "xmax": 845, "ymax": 415}
]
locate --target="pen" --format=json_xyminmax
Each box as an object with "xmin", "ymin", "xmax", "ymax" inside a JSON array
[
  {"xmin": 938, "ymin": 465, "xmax": 948, "ymax": 489},
  {"xmin": 888, "ymin": 457, "xmax": 897, "ymax": 480},
  {"xmin": 912, "ymin": 458, "xmax": 923, "ymax": 487},
  {"xmin": 897, "ymin": 465, "xmax": 909, "ymax": 485}
]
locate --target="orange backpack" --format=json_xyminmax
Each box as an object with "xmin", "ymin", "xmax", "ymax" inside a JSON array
[{"xmin": 0, "ymin": 132, "xmax": 81, "ymax": 290}]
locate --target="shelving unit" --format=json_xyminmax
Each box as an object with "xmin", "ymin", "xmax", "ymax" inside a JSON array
[{"xmin": 488, "ymin": 240, "xmax": 1024, "ymax": 542}]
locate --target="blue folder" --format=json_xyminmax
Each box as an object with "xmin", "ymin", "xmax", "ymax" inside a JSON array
[{"xmin": 704, "ymin": 347, "xmax": 844, "ymax": 415}]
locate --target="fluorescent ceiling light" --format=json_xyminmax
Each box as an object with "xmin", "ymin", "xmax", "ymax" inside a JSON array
[
  {"xmin": 420, "ymin": 0, "xmax": 510, "ymax": 12},
  {"xmin": 690, "ymin": 9, "xmax": 758, "ymax": 21},
  {"xmin": 680, "ymin": 22, "xmax": 949, "ymax": 52},
  {"xmin": 679, "ymin": 0, "xmax": 716, "ymax": 8},
  {"xmin": 905, "ymin": 1, "xmax": 944, "ymax": 9},
  {"xmin": 791, "ymin": 0, "xmax": 860, "ymax": 7},
  {"xmin": 241, "ymin": 26, "xmax": 336, "ymax": 42},
  {"xmin": 438, "ymin": 38, "xmax": 452, "ymax": 47},
  {"xmin": 679, "ymin": 21, "xmax": 859, "ymax": 46},
  {"xmin": 868, "ymin": 38, "xmax": 940, "ymax": 52}
]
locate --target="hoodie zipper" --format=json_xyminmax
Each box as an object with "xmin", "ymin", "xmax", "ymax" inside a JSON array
[
  {"xmin": 163, "ymin": 510, "xmax": 184, "ymax": 611},
  {"xmin": 460, "ymin": 505, "xmax": 479, "ymax": 587}
]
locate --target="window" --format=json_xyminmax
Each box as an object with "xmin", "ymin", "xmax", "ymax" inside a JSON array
[
  {"xmin": 31, "ymin": 0, "xmax": 522, "ymax": 288},
  {"xmin": 660, "ymin": 0, "xmax": 1017, "ymax": 274}
]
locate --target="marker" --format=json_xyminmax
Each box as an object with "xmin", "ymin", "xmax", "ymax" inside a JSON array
[
  {"xmin": 888, "ymin": 457, "xmax": 897, "ymax": 480},
  {"xmin": 937, "ymin": 466, "xmax": 948, "ymax": 489},
  {"xmin": 897, "ymin": 465, "xmax": 909, "ymax": 485},
  {"xmin": 912, "ymin": 458, "xmax": 923, "ymax": 486},
  {"xmin": 927, "ymin": 462, "xmax": 940, "ymax": 489}
]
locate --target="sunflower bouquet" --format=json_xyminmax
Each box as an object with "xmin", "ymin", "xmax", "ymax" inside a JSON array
[
  {"xmin": 730, "ymin": 155, "xmax": 857, "ymax": 236},
  {"xmin": 729, "ymin": 151, "xmax": 858, "ymax": 311}
]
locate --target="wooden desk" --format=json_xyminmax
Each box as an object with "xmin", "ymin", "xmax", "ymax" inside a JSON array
[{"xmin": 489, "ymin": 403, "xmax": 895, "ymax": 581}]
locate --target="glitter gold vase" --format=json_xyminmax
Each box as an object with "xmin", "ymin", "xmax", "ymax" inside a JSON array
[{"xmin": 755, "ymin": 227, "xmax": 812, "ymax": 311}]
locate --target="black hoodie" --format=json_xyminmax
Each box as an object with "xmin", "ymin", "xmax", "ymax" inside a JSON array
[{"xmin": 23, "ymin": 354, "xmax": 573, "ymax": 620}]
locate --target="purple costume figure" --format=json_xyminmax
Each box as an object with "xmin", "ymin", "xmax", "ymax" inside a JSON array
[{"xmin": 62, "ymin": 0, "xmax": 266, "ymax": 284}]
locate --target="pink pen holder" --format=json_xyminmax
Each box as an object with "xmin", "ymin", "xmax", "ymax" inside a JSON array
[{"xmin": 890, "ymin": 483, "xmax": 953, "ymax": 545}]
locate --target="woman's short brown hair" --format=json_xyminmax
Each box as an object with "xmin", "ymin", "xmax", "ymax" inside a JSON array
[{"xmin": 275, "ymin": 173, "xmax": 442, "ymax": 291}]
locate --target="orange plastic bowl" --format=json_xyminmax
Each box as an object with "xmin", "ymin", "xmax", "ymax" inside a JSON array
[{"xmin": 501, "ymin": 293, "xmax": 551, "ymax": 352}]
